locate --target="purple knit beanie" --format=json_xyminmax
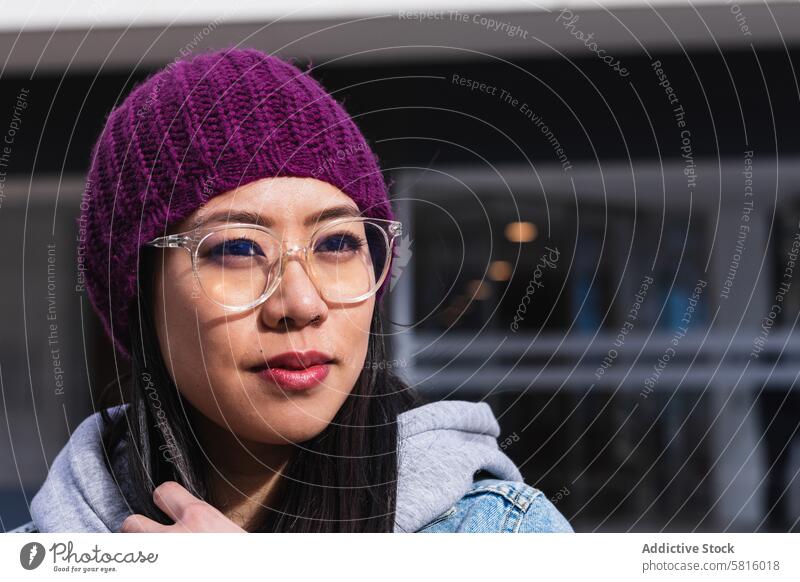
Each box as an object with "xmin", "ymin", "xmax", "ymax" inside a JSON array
[{"xmin": 80, "ymin": 47, "xmax": 395, "ymax": 358}]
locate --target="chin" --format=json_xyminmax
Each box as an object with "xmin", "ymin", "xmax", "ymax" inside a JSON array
[
  {"xmin": 236, "ymin": 402, "xmax": 341, "ymax": 444},
  {"xmin": 245, "ymin": 419, "xmax": 332, "ymax": 445}
]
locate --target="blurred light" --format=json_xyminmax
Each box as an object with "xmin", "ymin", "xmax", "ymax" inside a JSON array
[
  {"xmin": 505, "ymin": 221, "xmax": 537, "ymax": 243},
  {"xmin": 465, "ymin": 279, "xmax": 491, "ymax": 300},
  {"xmin": 489, "ymin": 260, "xmax": 512, "ymax": 281}
]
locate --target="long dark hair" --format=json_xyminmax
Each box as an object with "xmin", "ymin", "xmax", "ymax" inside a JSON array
[{"xmin": 100, "ymin": 248, "xmax": 425, "ymax": 532}]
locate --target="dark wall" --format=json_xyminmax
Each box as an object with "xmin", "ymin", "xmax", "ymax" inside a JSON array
[{"xmin": 0, "ymin": 47, "xmax": 797, "ymax": 179}]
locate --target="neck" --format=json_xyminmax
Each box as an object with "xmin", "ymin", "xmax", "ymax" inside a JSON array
[{"xmin": 190, "ymin": 408, "xmax": 296, "ymax": 531}]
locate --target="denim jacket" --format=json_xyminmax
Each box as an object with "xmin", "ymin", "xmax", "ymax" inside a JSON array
[{"xmin": 416, "ymin": 476, "xmax": 573, "ymax": 533}]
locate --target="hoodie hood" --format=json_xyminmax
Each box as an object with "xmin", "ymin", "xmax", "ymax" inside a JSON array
[
  {"xmin": 29, "ymin": 405, "xmax": 132, "ymax": 533},
  {"xmin": 393, "ymin": 400, "xmax": 523, "ymax": 532},
  {"xmin": 29, "ymin": 400, "xmax": 523, "ymax": 533}
]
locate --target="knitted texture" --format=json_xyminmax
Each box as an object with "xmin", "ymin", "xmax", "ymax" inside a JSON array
[{"xmin": 80, "ymin": 47, "xmax": 395, "ymax": 358}]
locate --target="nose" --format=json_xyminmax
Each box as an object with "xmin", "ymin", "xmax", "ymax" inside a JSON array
[{"xmin": 258, "ymin": 248, "xmax": 328, "ymax": 330}]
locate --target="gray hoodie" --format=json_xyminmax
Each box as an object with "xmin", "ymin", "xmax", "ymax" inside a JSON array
[{"xmin": 27, "ymin": 399, "xmax": 523, "ymax": 533}]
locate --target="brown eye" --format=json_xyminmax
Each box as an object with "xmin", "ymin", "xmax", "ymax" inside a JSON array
[
  {"xmin": 314, "ymin": 233, "xmax": 366, "ymax": 254},
  {"xmin": 207, "ymin": 238, "xmax": 264, "ymax": 260}
]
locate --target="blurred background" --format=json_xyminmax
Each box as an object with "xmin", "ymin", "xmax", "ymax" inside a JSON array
[{"xmin": 1, "ymin": 0, "xmax": 799, "ymax": 532}]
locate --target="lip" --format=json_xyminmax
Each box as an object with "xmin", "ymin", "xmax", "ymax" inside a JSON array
[{"xmin": 252, "ymin": 350, "xmax": 334, "ymax": 391}]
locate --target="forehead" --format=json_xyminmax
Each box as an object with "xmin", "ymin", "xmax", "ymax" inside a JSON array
[{"xmin": 181, "ymin": 177, "xmax": 360, "ymax": 230}]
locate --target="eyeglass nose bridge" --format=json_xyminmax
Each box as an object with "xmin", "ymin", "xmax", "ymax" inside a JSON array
[
  {"xmin": 282, "ymin": 243, "xmax": 307, "ymax": 260},
  {"xmin": 280, "ymin": 243, "xmax": 312, "ymax": 270},
  {"xmin": 272, "ymin": 242, "xmax": 318, "ymax": 293}
]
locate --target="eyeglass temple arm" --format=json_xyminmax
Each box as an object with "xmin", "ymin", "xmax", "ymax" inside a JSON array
[{"xmin": 147, "ymin": 234, "xmax": 190, "ymax": 248}]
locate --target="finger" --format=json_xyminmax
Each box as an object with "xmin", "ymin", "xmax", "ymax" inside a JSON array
[
  {"xmin": 152, "ymin": 481, "xmax": 207, "ymax": 523},
  {"xmin": 119, "ymin": 514, "xmax": 170, "ymax": 533}
]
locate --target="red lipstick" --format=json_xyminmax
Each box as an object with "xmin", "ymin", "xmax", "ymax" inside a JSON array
[{"xmin": 253, "ymin": 350, "xmax": 333, "ymax": 391}]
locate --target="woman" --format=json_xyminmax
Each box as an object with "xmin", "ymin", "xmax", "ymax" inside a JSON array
[{"xmin": 14, "ymin": 47, "xmax": 573, "ymax": 533}]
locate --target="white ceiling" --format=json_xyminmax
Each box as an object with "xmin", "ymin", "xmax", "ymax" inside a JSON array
[{"xmin": 0, "ymin": 0, "xmax": 765, "ymax": 31}]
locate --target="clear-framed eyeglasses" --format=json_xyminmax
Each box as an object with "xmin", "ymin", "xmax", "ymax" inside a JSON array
[{"xmin": 145, "ymin": 216, "xmax": 402, "ymax": 311}]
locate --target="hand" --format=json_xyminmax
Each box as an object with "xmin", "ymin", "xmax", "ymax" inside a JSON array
[{"xmin": 119, "ymin": 481, "xmax": 246, "ymax": 533}]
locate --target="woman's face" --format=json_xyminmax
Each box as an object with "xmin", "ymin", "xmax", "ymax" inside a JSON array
[{"xmin": 152, "ymin": 177, "xmax": 375, "ymax": 445}]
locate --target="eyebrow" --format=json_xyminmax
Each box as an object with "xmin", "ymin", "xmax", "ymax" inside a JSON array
[{"xmin": 194, "ymin": 204, "xmax": 362, "ymax": 229}]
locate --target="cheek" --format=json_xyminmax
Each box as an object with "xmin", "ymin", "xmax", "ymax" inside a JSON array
[
  {"xmin": 153, "ymin": 257, "xmax": 240, "ymax": 386},
  {"xmin": 332, "ymin": 302, "xmax": 374, "ymax": 387},
  {"xmin": 153, "ymin": 259, "xmax": 195, "ymax": 353}
]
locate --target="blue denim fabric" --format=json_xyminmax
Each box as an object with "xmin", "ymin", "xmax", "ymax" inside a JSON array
[{"xmin": 415, "ymin": 478, "xmax": 574, "ymax": 533}]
